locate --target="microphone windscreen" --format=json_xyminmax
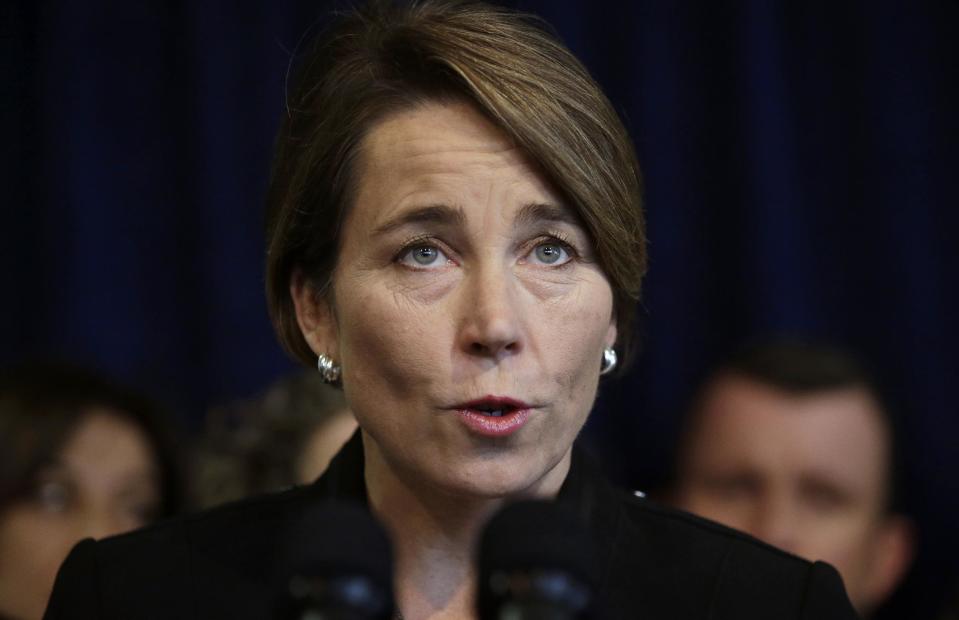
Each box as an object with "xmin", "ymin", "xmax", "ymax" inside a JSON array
[
  {"xmin": 274, "ymin": 500, "xmax": 394, "ymax": 619},
  {"xmin": 477, "ymin": 500, "xmax": 597, "ymax": 618}
]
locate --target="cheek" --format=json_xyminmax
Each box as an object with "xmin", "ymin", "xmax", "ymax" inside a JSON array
[
  {"xmin": 532, "ymin": 282, "xmax": 612, "ymax": 390},
  {"xmin": 806, "ymin": 515, "xmax": 877, "ymax": 564},
  {"xmin": 0, "ymin": 510, "xmax": 80, "ymax": 613},
  {"xmin": 684, "ymin": 492, "xmax": 745, "ymax": 522},
  {"xmin": 338, "ymin": 283, "xmax": 449, "ymax": 405}
]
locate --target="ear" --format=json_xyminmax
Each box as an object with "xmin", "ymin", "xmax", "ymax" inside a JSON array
[
  {"xmin": 290, "ymin": 268, "xmax": 339, "ymax": 361},
  {"xmin": 863, "ymin": 515, "xmax": 916, "ymax": 611},
  {"xmin": 604, "ymin": 316, "xmax": 618, "ymax": 350}
]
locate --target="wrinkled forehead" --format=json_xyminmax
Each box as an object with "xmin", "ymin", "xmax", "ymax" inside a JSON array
[
  {"xmin": 363, "ymin": 100, "xmax": 520, "ymax": 166},
  {"xmin": 349, "ymin": 100, "xmax": 573, "ymax": 233}
]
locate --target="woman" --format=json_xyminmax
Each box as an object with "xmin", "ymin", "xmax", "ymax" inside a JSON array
[
  {"xmin": 46, "ymin": 1, "xmax": 857, "ymax": 618},
  {"xmin": 0, "ymin": 363, "xmax": 182, "ymax": 620}
]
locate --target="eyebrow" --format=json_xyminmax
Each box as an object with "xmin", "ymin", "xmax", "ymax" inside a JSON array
[
  {"xmin": 514, "ymin": 202, "xmax": 582, "ymax": 229},
  {"xmin": 371, "ymin": 201, "xmax": 581, "ymax": 237},
  {"xmin": 372, "ymin": 204, "xmax": 467, "ymax": 236}
]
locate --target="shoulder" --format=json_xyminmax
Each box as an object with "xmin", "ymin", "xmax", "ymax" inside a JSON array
[
  {"xmin": 617, "ymin": 489, "xmax": 807, "ymax": 568},
  {"xmin": 104, "ymin": 481, "xmax": 315, "ymax": 570},
  {"xmin": 596, "ymin": 487, "xmax": 858, "ymax": 619},
  {"xmin": 45, "ymin": 484, "xmax": 318, "ymax": 619}
]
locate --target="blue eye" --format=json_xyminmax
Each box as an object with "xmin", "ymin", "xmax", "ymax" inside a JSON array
[
  {"xmin": 399, "ymin": 244, "xmax": 448, "ymax": 268},
  {"xmin": 413, "ymin": 246, "xmax": 438, "ymax": 264},
  {"xmin": 532, "ymin": 242, "xmax": 570, "ymax": 265}
]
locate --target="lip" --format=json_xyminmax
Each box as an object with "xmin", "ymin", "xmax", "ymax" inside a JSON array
[{"xmin": 451, "ymin": 396, "xmax": 534, "ymax": 438}]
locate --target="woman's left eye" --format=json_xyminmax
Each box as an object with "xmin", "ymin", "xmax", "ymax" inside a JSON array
[
  {"xmin": 529, "ymin": 241, "xmax": 572, "ymax": 266},
  {"xmin": 33, "ymin": 479, "xmax": 72, "ymax": 513},
  {"xmin": 398, "ymin": 244, "xmax": 450, "ymax": 269}
]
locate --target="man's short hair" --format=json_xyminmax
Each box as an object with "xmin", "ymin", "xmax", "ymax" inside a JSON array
[{"xmin": 681, "ymin": 338, "xmax": 905, "ymax": 513}]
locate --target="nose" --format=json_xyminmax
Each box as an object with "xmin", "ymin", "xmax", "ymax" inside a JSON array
[
  {"xmin": 750, "ymin": 494, "xmax": 800, "ymax": 555},
  {"xmin": 457, "ymin": 264, "xmax": 523, "ymax": 360},
  {"xmin": 80, "ymin": 507, "xmax": 133, "ymax": 541}
]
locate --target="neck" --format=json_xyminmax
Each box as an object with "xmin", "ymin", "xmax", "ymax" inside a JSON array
[{"xmin": 362, "ymin": 433, "xmax": 571, "ymax": 619}]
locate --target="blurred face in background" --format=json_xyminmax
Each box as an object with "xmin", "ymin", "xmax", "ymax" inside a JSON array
[
  {"xmin": 0, "ymin": 409, "xmax": 160, "ymax": 620},
  {"xmin": 674, "ymin": 374, "xmax": 913, "ymax": 615}
]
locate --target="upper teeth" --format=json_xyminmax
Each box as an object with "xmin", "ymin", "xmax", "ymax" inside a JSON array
[{"xmin": 480, "ymin": 409, "xmax": 504, "ymax": 417}]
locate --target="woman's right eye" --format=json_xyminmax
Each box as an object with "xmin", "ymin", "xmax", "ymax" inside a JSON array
[
  {"xmin": 397, "ymin": 244, "xmax": 450, "ymax": 269},
  {"xmin": 33, "ymin": 479, "xmax": 72, "ymax": 513}
]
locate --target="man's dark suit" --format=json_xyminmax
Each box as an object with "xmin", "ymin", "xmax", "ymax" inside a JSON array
[{"xmin": 44, "ymin": 432, "xmax": 858, "ymax": 618}]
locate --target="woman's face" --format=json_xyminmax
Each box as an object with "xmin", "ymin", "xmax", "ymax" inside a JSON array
[
  {"xmin": 0, "ymin": 410, "xmax": 160, "ymax": 620},
  {"xmin": 294, "ymin": 101, "xmax": 615, "ymax": 498}
]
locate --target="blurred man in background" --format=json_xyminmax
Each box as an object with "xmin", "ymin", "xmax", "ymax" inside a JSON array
[{"xmin": 670, "ymin": 340, "xmax": 914, "ymax": 617}]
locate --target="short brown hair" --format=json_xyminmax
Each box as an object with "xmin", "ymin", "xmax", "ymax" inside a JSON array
[{"xmin": 265, "ymin": 0, "xmax": 647, "ymax": 367}]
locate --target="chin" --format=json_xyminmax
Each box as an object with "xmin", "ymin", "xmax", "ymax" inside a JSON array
[{"xmin": 428, "ymin": 448, "xmax": 566, "ymax": 499}]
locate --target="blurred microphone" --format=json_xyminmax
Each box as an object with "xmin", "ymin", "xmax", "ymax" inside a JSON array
[
  {"xmin": 477, "ymin": 500, "xmax": 598, "ymax": 620},
  {"xmin": 274, "ymin": 501, "xmax": 395, "ymax": 620}
]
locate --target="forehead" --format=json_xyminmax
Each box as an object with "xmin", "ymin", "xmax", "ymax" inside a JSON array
[
  {"xmin": 686, "ymin": 376, "xmax": 889, "ymax": 487},
  {"xmin": 351, "ymin": 101, "xmax": 563, "ymax": 225},
  {"xmin": 59, "ymin": 409, "xmax": 155, "ymax": 479},
  {"xmin": 362, "ymin": 100, "xmax": 524, "ymax": 171}
]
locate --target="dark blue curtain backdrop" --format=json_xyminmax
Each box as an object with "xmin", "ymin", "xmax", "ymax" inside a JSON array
[{"xmin": 3, "ymin": 1, "xmax": 957, "ymax": 617}]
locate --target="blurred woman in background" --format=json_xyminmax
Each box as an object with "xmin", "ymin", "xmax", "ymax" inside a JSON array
[{"xmin": 0, "ymin": 363, "xmax": 182, "ymax": 620}]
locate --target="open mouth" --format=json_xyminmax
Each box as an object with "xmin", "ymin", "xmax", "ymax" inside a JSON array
[
  {"xmin": 455, "ymin": 396, "xmax": 530, "ymax": 416},
  {"xmin": 452, "ymin": 396, "xmax": 534, "ymax": 437},
  {"xmin": 472, "ymin": 404, "xmax": 514, "ymax": 417}
]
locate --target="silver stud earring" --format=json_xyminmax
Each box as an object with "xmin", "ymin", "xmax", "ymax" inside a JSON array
[
  {"xmin": 317, "ymin": 353, "xmax": 341, "ymax": 384},
  {"xmin": 600, "ymin": 347, "xmax": 617, "ymax": 375}
]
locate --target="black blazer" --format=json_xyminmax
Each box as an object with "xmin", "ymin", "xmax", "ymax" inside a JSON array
[{"xmin": 45, "ymin": 433, "xmax": 858, "ymax": 619}]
